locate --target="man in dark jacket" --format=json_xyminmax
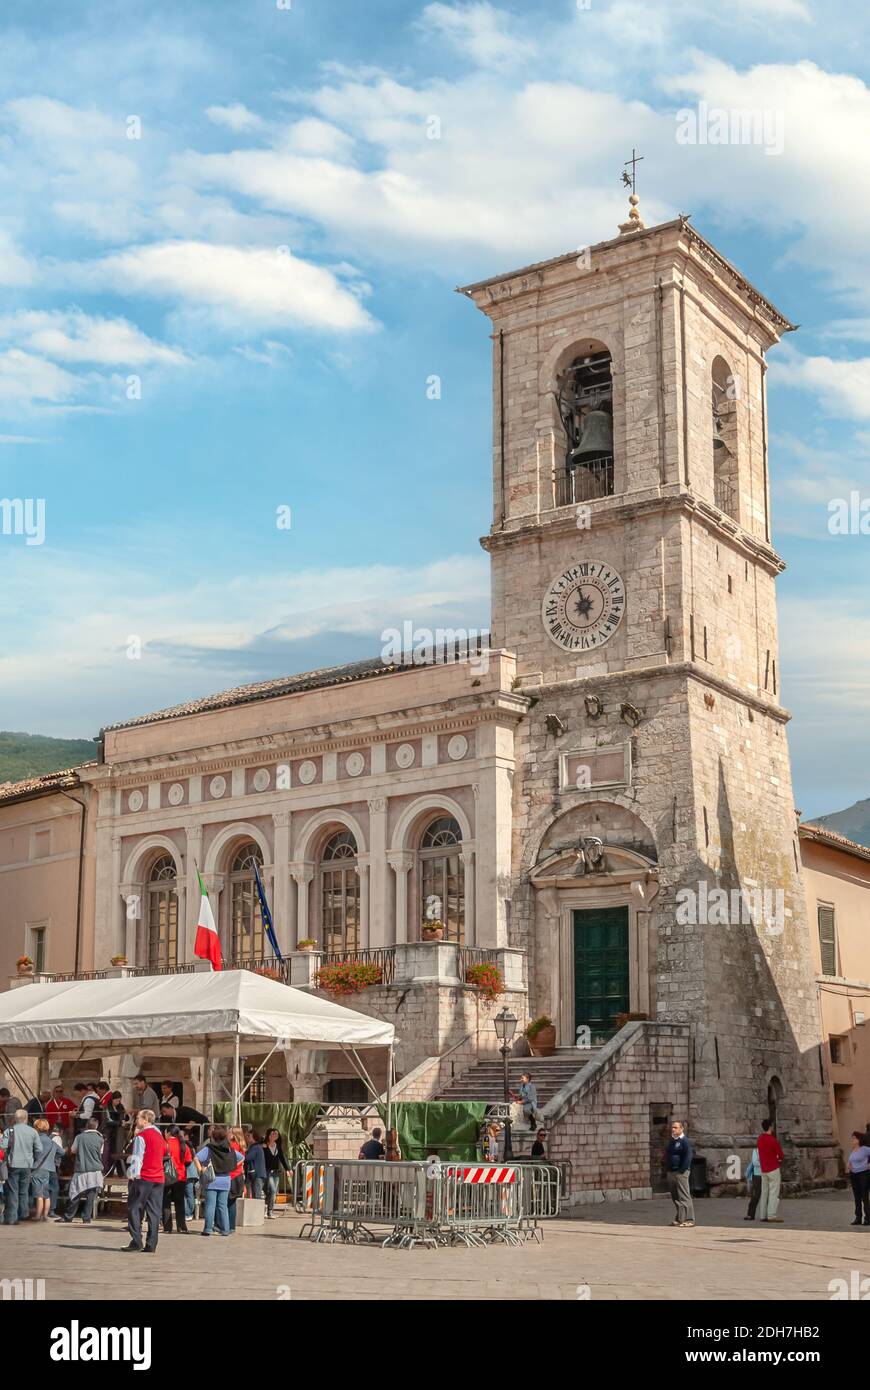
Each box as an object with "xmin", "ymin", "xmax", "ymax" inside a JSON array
[{"xmin": 665, "ymin": 1120, "xmax": 695, "ymax": 1227}]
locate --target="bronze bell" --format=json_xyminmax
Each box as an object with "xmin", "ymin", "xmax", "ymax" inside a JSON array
[
  {"xmin": 713, "ymin": 410, "xmax": 728, "ymax": 453},
  {"xmin": 572, "ymin": 408, "xmax": 613, "ymax": 461}
]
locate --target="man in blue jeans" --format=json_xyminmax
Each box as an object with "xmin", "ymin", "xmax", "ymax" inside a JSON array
[{"xmin": 2, "ymin": 1109, "xmax": 42, "ymax": 1223}]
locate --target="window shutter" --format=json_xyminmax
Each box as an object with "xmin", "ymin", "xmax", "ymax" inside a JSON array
[{"xmin": 818, "ymin": 906, "xmax": 837, "ymax": 976}]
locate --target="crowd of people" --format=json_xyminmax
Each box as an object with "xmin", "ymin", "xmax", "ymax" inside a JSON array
[{"xmin": 0, "ymin": 1074, "xmax": 292, "ymax": 1251}]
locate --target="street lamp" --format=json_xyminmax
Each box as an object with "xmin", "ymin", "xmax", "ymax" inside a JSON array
[{"xmin": 493, "ymin": 1006, "xmax": 517, "ymax": 1162}]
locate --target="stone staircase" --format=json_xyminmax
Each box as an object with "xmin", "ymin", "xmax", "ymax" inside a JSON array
[{"xmin": 437, "ymin": 1048, "xmax": 600, "ymax": 1156}]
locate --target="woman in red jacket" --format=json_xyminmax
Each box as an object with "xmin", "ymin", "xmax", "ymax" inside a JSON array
[
  {"xmin": 227, "ymin": 1126, "xmax": 247, "ymax": 1235},
  {"xmin": 162, "ymin": 1125, "xmax": 193, "ymax": 1234}
]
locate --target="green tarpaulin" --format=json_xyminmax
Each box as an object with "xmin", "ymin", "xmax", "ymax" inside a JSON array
[
  {"xmin": 212, "ymin": 1101, "xmax": 321, "ymax": 1161},
  {"xmin": 377, "ymin": 1101, "xmax": 488, "ymax": 1162}
]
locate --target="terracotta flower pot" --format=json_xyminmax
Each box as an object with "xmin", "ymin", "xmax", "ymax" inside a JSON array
[
  {"xmin": 421, "ymin": 925, "xmax": 444, "ymax": 942},
  {"xmin": 528, "ymin": 1024, "xmax": 556, "ymax": 1056}
]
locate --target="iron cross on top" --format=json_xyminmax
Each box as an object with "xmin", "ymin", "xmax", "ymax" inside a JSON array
[{"xmin": 622, "ymin": 148, "xmax": 644, "ymax": 192}]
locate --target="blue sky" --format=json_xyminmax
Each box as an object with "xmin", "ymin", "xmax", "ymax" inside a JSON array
[{"xmin": 0, "ymin": 0, "xmax": 868, "ymax": 819}]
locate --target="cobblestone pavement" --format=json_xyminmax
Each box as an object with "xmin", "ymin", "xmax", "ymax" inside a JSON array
[{"xmin": 1, "ymin": 1194, "xmax": 868, "ymax": 1301}]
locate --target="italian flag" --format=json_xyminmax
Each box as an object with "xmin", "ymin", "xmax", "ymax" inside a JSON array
[{"xmin": 194, "ymin": 870, "xmax": 222, "ymax": 970}]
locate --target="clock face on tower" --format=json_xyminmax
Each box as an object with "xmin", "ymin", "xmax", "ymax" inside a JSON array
[{"xmin": 542, "ymin": 560, "xmax": 626, "ymax": 653}]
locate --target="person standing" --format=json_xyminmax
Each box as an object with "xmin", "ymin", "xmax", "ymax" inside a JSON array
[
  {"xmin": 358, "ymin": 1127, "xmax": 385, "ymax": 1161},
  {"xmin": 46, "ymin": 1084, "xmax": 76, "ymax": 1135},
  {"xmin": 2, "ymin": 1109, "xmax": 42, "ymax": 1224},
  {"xmin": 125, "ymin": 1109, "xmax": 167, "ymax": 1253},
  {"xmin": 665, "ymin": 1120, "xmax": 695, "ymax": 1228},
  {"xmin": 262, "ymin": 1128, "xmax": 290, "ymax": 1219},
  {"xmin": 162, "ymin": 1125, "xmax": 192, "ymax": 1234},
  {"xmin": 757, "ymin": 1118, "xmax": 785, "ymax": 1224},
  {"xmin": 226, "ymin": 1127, "xmax": 247, "ymax": 1233},
  {"xmin": 244, "ymin": 1132, "xmax": 267, "ymax": 1198},
  {"xmin": 59, "ymin": 1117, "xmax": 104, "ymax": 1223},
  {"xmin": 159, "ymin": 1082, "xmax": 181, "ymax": 1115},
  {"xmin": 846, "ymin": 1130, "xmax": 870, "ymax": 1226},
  {"xmin": 184, "ymin": 1133, "xmax": 200, "ymax": 1221},
  {"xmin": 132, "ymin": 1075, "xmax": 161, "ymax": 1117},
  {"xmin": 26, "ymin": 1090, "xmax": 50, "ymax": 1120},
  {"xmin": 744, "ymin": 1145, "xmax": 762, "ymax": 1221},
  {"xmin": 73, "ymin": 1082, "xmax": 99, "ymax": 1134},
  {"xmin": 30, "ymin": 1119, "xmax": 61, "ymax": 1221},
  {"xmin": 47, "ymin": 1125, "xmax": 66, "ymax": 1217},
  {"xmin": 0, "ymin": 1088, "xmax": 23, "ymax": 1124},
  {"xmin": 195, "ymin": 1124, "xmax": 243, "ymax": 1237}
]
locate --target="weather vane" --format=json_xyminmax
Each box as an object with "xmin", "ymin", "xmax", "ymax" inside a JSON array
[
  {"xmin": 622, "ymin": 148, "xmax": 644, "ymax": 194},
  {"xmin": 619, "ymin": 148, "xmax": 646, "ymax": 235}
]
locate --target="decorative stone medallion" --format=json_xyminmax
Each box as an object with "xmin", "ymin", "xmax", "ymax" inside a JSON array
[
  {"xmin": 127, "ymin": 789, "xmax": 144, "ymax": 813},
  {"xmin": 252, "ymin": 767, "xmax": 271, "ymax": 792},
  {"xmin": 395, "ymin": 743, "xmax": 415, "ymax": 769},
  {"xmin": 346, "ymin": 751, "xmax": 365, "ymax": 777},
  {"xmin": 298, "ymin": 760, "xmax": 317, "ymax": 785},
  {"xmin": 209, "ymin": 775, "xmax": 227, "ymax": 799},
  {"xmin": 447, "ymin": 734, "xmax": 469, "ymax": 761},
  {"xmin": 167, "ymin": 783, "xmax": 185, "ymax": 806}
]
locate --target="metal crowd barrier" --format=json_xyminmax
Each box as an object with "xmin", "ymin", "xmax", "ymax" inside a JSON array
[{"xmin": 293, "ymin": 1159, "xmax": 561, "ymax": 1248}]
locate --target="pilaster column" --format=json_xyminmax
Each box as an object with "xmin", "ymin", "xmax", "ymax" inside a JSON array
[
  {"xmin": 355, "ymin": 855, "xmax": 370, "ymax": 948},
  {"xmin": 367, "ymin": 797, "xmax": 388, "ymax": 947},
  {"xmin": 289, "ymin": 862, "xmax": 316, "ymax": 945},
  {"xmin": 272, "ymin": 811, "xmax": 292, "ymax": 955},
  {"xmin": 461, "ymin": 847, "xmax": 476, "ymax": 946},
  {"xmin": 185, "ymin": 823, "xmax": 203, "ymax": 961},
  {"xmin": 387, "ymin": 850, "xmax": 414, "ymax": 944},
  {"xmin": 119, "ymin": 881, "xmax": 140, "ymax": 964}
]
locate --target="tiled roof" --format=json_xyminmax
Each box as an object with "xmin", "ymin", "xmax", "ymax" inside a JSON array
[
  {"xmin": 0, "ymin": 764, "xmax": 94, "ymax": 805},
  {"xmin": 799, "ymin": 822, "xmax": 870, "ymax": 863},
  {"xmin": 102, "ymin": 654, "xmax": 422, "ymax": 733}
]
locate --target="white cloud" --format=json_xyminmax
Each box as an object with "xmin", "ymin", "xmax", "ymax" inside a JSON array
[
  {"xmin": 77, "ymin": 240, "xmax": 376, "ymax": 333},
  {"xmin": 421, "ymin": 2, "xmax": 535, "ymax": 66},
  {"xmin": 0, "ymin": 350, "xmax": 80, "ymax": 407},
  {"xmin": 0, "ymin": 549, "xmax": 490, "ymax": 733},
  {"xmin": 0, "ymin": 310, "xmax": 188, "ymax": 367},
  {"xmin": 771, "ymin": 352, "xmax": 870, "ymax": 420},
  {"xmin": 205, "ymin": 103, "xmax": 263, "ymax": 133}
]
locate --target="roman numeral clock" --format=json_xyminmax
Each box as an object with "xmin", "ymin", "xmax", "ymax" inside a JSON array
[{"xmin": 541, "ymin": 560, "xmax": 626, "ymax": 653}]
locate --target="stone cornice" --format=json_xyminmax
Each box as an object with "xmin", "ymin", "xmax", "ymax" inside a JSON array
[
  {"xmin": 481, "ymin": 489, "xmax": 785, "ymax": 578},
  {"xmin": 536, "ymin": 660, "xmax": 791, "ymax": 725},
  {"xmin": 80, "ymin": 694, "xmax": 528, "ymax": 790}
]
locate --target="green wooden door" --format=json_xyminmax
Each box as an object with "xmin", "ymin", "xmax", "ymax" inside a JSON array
[{"xmin": 573, "ymin": 906, "xmax": 630, "ymax": 1043}]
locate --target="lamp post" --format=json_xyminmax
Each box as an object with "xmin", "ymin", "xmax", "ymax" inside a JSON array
[{"xmin": 493, "ymin": 1005, "xmax": 517, "ymax": 1162}]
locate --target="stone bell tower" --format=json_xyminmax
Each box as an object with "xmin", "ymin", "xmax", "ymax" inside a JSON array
[{"xmin": 459, "ymin": 195, "xmax": 836, "ymax": 1186}]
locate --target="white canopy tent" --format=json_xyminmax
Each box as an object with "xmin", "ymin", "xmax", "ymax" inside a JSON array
[{"xmin": 0, "ymin": 970, "xmax": 395, "ymax": 1122}]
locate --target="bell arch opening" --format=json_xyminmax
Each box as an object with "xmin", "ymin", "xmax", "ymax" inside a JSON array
[
  {"xmin": 553, "ymin": 339, "xmax": 614, "ymax": 507},
  {"xmin": 712, "ymin": 354, "xmax": 739, "ymax": 520}
]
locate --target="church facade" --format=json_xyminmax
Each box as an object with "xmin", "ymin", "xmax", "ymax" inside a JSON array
[{"xmin": 0, "ymin": 209, "xmax": 841, "ymax": 1189}]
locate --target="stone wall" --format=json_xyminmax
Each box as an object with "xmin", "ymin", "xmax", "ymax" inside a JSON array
[{"xmin": 544, "ymin": 1022, "xmax": 690, "ymax": 1205}]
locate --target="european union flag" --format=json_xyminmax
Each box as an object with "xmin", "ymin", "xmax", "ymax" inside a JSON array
[{"xmin": 253, "ymin": 861, "xmax": 283, "ymax": 962}]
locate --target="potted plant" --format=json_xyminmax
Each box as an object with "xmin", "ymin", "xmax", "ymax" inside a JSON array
[
  {"xmin": 16, "ymin": 955, "xmax": 34, "ymax": 976},
  {"xmin": 297, "ymin": 938, "xmax": 317, "ymax": 953},
  {"xmin": 315, "ymin": 960, "xmax": 383, "ymax": 996},
  {"xmin": 465, "ymin": 961, "xmax": 504, "ymax": 1001},
  {"xmin": 110, "ymin": 954, "xmax": 128, "ymax": 967},
  {"xmin": 614, "ymin": 1011, "xmax": 648, "ymax": 1030},
  {"xmin": 421, "ymin": 920, "xmax": 445, "ymax": 942},
  {"xmin": 526, "ymin": 1015, "xmax": 556, "ymax": 1056}
]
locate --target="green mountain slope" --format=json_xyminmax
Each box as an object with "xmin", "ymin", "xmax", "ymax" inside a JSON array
[{"xmin": 0, "ymin": 731, "xmax": 96, "ymax": 784}]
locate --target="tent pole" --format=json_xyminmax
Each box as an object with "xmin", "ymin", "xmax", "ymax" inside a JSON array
[
  {"xmin": 232, "ymin": 1030, "xmax": 240, "ymax": 1125},
  {"xmin": 385, "ymin": 1041, "xmax": 393, "ymax": 1136},
  {"xmin": 204, "ymin": 1037, "xmax": 211, "ymax": 1117}
]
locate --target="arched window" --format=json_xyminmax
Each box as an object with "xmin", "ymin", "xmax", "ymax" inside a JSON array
[
  {"xmin": 555, "ymin": 344, "xmax": 614, "ymax": 506},
  {"xmin": 147, "ymin": 854, "xmax": 178, "ymax": 971},
  {"xmin": 321, "ymin": 830, "xmax": 359, "ymax": 954},
  {"xmin": 712, "ymin": 355, "xmax": 739, "ymax": 520},
  {"xmin": 419, "ymin": 816, "xmax": 465, "ymax": 943},
  {"xmin": 230, "ymin": 842, "xmax": 264, "ymax": 963}
]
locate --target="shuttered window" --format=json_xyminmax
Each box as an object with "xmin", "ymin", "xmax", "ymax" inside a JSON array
[{"xmin": 818, "ymin": 905, "xmax": 837, "ymax": 976}]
